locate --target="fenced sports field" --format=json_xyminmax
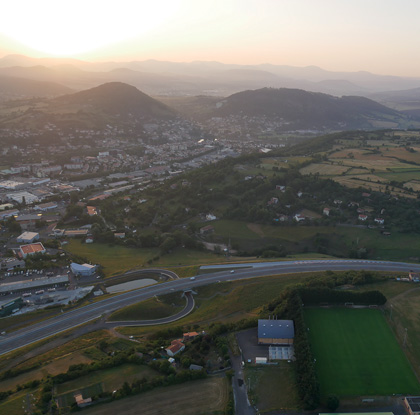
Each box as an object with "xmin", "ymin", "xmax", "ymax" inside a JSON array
[{"xmin": 304, "ymin": 308, "xmax": 420, "ymax": 397}]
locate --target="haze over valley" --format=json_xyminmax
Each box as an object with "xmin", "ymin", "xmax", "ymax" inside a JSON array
[{"xmin": 2, "ymin": 2, "xmax": 420, "ymax": 415}]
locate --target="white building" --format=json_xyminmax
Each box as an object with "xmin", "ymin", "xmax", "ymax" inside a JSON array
[
  {"xmin": 17, "ymin": 231, "xmax": 39, "ymax": 244},
  {"xmin": 70, "ymin": 262, "xmax": 97, "ymax": 276}
]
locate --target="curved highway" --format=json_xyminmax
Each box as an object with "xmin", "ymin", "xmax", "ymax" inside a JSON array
[{"xmin": 0, "ymin": 259, "xmax": 418, "ymax": 356}]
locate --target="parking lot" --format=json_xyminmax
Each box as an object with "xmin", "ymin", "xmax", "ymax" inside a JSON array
[{"xmin": 236, "ymin": 328, "xmax": 269, "ymax": 362}]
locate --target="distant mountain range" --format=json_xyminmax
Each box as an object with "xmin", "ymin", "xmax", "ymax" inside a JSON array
[
  {"xmin": 0, "ymin": 76, "xmax": 73, "ymax": 102},
  {"xmin": 1, "ymin": 54, "xmax": 420, "ymax": 102}
]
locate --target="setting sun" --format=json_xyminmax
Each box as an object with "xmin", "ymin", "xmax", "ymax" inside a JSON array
[{"xmin": 0, "ymin": 0, "xmax": 179, "ymax": 57}]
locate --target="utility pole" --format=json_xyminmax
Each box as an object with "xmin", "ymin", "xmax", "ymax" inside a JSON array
[
  {"xmin": 390, "ymin": 304, "xmax": 393, "ymax": 321},
  {"xmin": 403, "ymin": 328, "xmax": 408, "ymax": 348}
]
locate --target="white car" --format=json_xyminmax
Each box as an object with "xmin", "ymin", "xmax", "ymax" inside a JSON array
[
  {"xmin": 230, "ymin": 270, "xmax": 235, "ymax": 273},
  {"xmin": 190, "ymin": 277, "xmax": 196, "ymax": 280}
]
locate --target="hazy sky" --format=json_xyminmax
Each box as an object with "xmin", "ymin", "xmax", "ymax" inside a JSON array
[{"xmin": 1, "ymin": 0, "xmax": 420, "ymax": 76}]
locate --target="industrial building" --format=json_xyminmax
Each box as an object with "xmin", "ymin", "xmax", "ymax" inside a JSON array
[
  {"xmin": 0, "ymin": 275, "xmax": 69, "ymax": 296},
  {"xmin": 70, "ymin": 263, "xmax": 97, "ymax": 276},
  {"xmin": 17, "ymin": 231, "xmax": 39, "ymax": 244},
  {"xmin": 0, "ymin": 297, "xmax": 24, "ymax": 317}
]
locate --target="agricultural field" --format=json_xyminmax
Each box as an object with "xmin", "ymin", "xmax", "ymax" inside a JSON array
[
  {"xmin": 56, "ymin": 364, "xmax": 158, "ymax": 396},
  {"xmin": 299, "ymin": 138, "xmax": 420, "ymax": 197},
  {"xmin": 300, "ymin": 163, "xmax": 350, "ymax": 176},
  {"xmin": 304, "ymin": 308, "xmax": 420, "ymax": 397},
  {"xmin": 81, "ymin": 377, "xmax": 229, "ymax": 415}
]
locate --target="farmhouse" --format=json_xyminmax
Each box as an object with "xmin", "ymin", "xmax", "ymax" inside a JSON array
[
  {"xmin": 166, "ymin": 339, "xmax": 185, "ymax": 357},
  {"xmin": 405, "ymin": 397, "xmax": 420, "ymax": 415},
  {"xmin": 258, "ymin": 319, "xmax": 294, "ymax": 345},
  {"xmin": 74, "ymin": 393, "xmax": 92, "ymax": 408}
]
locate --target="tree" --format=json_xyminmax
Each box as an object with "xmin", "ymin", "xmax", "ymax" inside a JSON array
[{"xmin": 326, "ymin": 394, "xmax": 340, "ymax": 411}]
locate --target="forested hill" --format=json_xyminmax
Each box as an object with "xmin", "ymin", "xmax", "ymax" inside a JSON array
[
  {"xmin": 53, "ymin": 82, "xmax": 176, "ymax": 119},
  {"xmin": 210, "ymin": 87, "xmax": 414, "ymax": 130}
]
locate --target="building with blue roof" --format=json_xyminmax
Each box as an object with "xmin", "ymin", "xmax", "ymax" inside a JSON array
[{"xmin": 258, "ymin": 319, "xmax": 294, "ymax": 345}]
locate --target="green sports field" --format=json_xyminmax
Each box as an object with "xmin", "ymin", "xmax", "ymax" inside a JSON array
[{"xmin": 304, "ymin": 308, "xmax": 420, "ymax": 397}]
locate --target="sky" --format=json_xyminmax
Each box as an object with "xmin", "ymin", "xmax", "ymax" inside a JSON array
[{"xmin": 1, "ymin": 0, "xmax": 420, "ymax": 77}]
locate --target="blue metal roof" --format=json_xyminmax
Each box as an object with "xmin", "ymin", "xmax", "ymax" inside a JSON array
[{"xmin": 258, "ymin": 319, "xmax": 294, "ymax": 339}]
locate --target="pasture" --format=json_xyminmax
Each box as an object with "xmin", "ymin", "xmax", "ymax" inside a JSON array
[{"xmin": 304, "ymin": 308, "xmax": 420, "ymax": 397}]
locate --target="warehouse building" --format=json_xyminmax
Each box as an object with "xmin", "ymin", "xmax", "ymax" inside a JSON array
[
  {"xmin": 17, "ymin": 231, "xmax": 39, "ymax": 244},
  {"xmin": 0, "ymin": 275, "xmax": 69, "ymax": 296},
  {"xmin": 70, "ymin": 263, "xmax": 97, "ymax": 277}
]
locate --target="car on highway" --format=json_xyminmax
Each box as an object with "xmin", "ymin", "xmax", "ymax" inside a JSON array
[
  {"xmin": 230, "ymin": 270, "xmax": 235, "ymax": 273},
  {"xmin": 190, "ymin": 277, "xmax": 196, "ymax": 280}
]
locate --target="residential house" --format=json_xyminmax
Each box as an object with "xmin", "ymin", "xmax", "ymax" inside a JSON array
[
  {"xmin": 166, "ymin": 339, "xmax": 185, "ymax": 357},
  {"xmin": 323, "ymin": 208, "xmax": 330, "ymax": 216},
  {"xmin": 374, "ymin": 218, "xmax": 384, "ymax": 225},
  {"xmin": 183, "ymin": 332, "xmax": 200, "ymax": 342},
  {"xmin": 86, "ymin": 206, "xmax": 99, "ymax": 216},
  {"xmin": 358, "ymin": 214, "xmax": 368, "ymax": 221}
]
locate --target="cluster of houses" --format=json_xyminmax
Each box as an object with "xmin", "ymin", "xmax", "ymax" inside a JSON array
[{"xmin": 165, "ymin": 331, "xmax": 201, "ymax": 357}]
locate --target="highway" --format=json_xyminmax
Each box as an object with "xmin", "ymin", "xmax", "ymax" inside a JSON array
[{"xmin": 0, "ymin": 259, "xmax": 418, "ymax": 356}]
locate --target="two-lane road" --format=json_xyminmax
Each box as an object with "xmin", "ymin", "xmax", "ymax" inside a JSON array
[{"xmin": 0, "ymin": 259, "xmax": 418, "ymax": 356}]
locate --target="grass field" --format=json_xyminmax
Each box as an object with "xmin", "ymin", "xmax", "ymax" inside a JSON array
[
  {"xmin": 65, "ymin": 240, "xmax": 246, "ymax": 276},
  {"xmin": 304, "ymin": 308, "xmax": 420, "ymax": 397},
  {"xmin": 109, "ymin": 292, "xmax": 185, "ymax": 321},
  {"xmin": 82, "ymin": 377, "xmax": 228, "ymax": 415},
  {"xmin": 246, "ymin": 362, "xmax": 299, "ymax": 411}
]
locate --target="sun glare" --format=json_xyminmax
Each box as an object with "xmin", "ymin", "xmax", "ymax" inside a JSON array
[{"xmin": 1, "ymin": 0, "xmax": 179, "ymax": 57}]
